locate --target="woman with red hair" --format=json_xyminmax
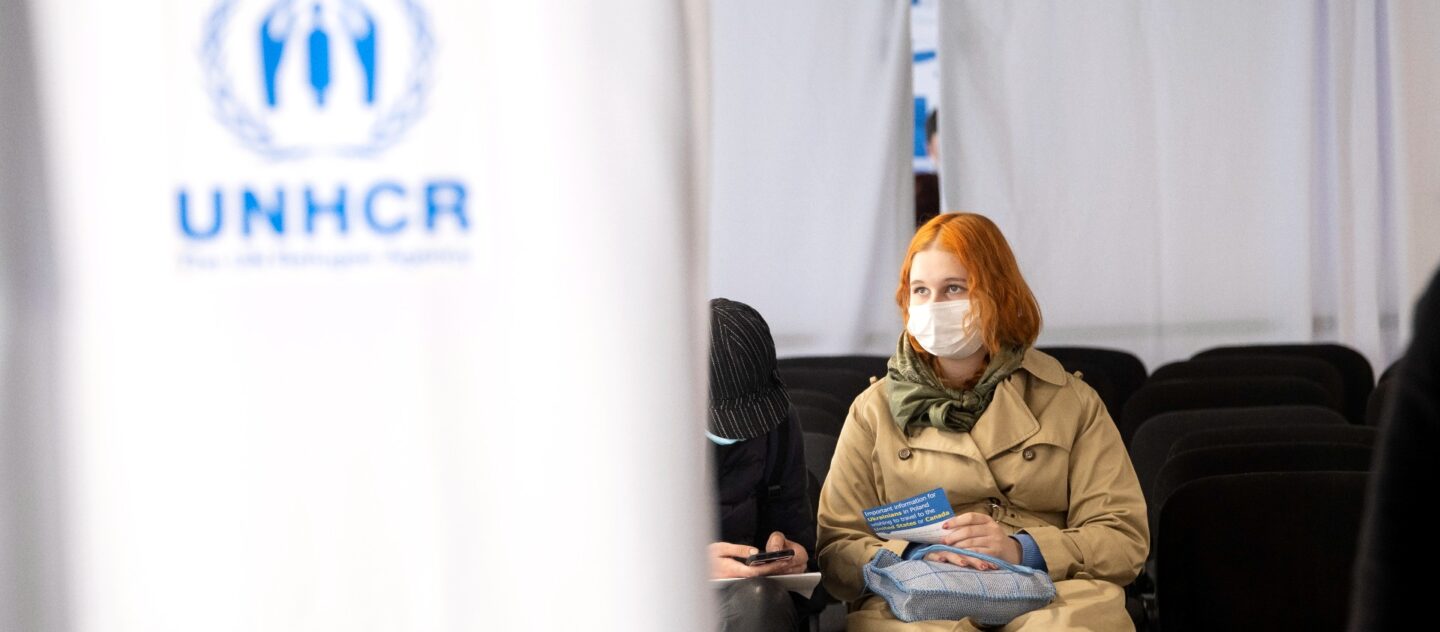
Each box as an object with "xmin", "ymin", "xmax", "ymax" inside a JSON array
[{"xmin": 816, "ymin": 213, "xmax": 1148, "ymax": 630}]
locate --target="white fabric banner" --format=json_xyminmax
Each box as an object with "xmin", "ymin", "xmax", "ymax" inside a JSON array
[
  {"xmin": 939, "ymin": 0, "xmax": 1438, "ymax": 371},
  {"xmin": 708, "ymin": 0, "xmax": 913, "ymax": 358},
  {"xmin": 6, "ymin": 1, "xmax": 711, "ymax": 630}
]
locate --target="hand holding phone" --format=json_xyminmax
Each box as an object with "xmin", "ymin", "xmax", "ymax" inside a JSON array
[
  {"xmin": 743, "ymin": 549, "xmax": 795, "ymax": 566},
  {"xmin": 708, "ymin": 535, "xmax": 808, "ymax": 579}
]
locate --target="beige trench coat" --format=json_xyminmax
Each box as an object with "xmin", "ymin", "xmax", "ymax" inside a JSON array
[{"xmin": 817, "ymin": 349, "xmax": 1149, "ymax": 631}]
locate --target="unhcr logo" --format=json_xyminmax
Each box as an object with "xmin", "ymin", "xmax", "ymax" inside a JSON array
[
  {"xmin": 178, "ymin": 0, "xmax": 469, "ymax": 247},
  {"xmin": 201, "ymin": 0, "xmax": 434, "ymax": 159}
]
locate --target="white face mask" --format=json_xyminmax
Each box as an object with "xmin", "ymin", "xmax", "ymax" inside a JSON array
[{"xmin": 907, "ymin": 299, "xmax": 985, "ymax": 359}]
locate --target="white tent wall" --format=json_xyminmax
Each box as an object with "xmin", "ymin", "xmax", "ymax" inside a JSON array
[
  {"xmin": 939, "ymin": 0, "xmax": 1438, "ymax": 372},
  {"xmin": 708, "ymin": 0, "xmax": 913, "ymax": 358},
  {"xmin": 4, "ymin": 1, "xmax": 712, "ymax": 631}
]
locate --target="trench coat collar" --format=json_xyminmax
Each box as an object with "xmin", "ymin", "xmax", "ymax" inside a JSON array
[{"xmin": 1020, "ymin": 347, "xmax": 1069, "ymax": 387}]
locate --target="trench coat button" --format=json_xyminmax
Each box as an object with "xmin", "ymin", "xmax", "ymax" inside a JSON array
[
  {"xmin": 898, "ymin": 448, "xmax": 912, "ymax": 460},
  {"xmin": 1022, "ymin": 448, "xmax": 1036, "ymax": 461}
]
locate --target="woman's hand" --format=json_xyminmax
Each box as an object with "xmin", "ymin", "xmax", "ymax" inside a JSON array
[
  {"xmin": 708, "ymin": 532, "xmax": 808, "ymax": 579},
  {"xmin": 926, "ymin": 512, "xmax": 1022, "ymax": 568}
]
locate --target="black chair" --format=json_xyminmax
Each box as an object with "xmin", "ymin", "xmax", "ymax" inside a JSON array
[
  {"xmin": 1119, "ymin": 376, "xmax": 1332, "ymax": 444},
  {"xmin": 1364, "ymin": 366, "xmax": 1399, "ymax": 427},
  {"xmin": 778, "ymin": 355, "xmax": 889, "ymax": 381},
  {"xmin": 1040, "ymin": 346, "xmax": 1147, "ymax": 412},
  {"xmin": 1168, "ymin": 423, "xmax": 1376, "ymax": 457},
  {"xmin": 805, "ymin": 470, "xmax": 822, "ymax": 533},
  {"xmin": 1375, "ymin": 357, "xmax": 1403, "ymax": 385},
  {"xmin": 801, "ymin": 431, "xmax": 838, "ymax": 487},
  {"xmin": 1053, "ymin": 358, "xmax": 1122, "ymax": 419},
  {"xmin": 1194, "ymin": 343, "xmax": 1374, "ymax": 424},
  {"xmin": 1128, "ymin": 405, "xmax": 1346, "ymax": 504},
  {"xmin": 792, "ymin": 403, "xmax": 844, "ymax": 438},
  {"xmin": 788, "ymin": 389, "xmax": 850, "ymax": 425},
  {"xmin": 1157, "ymin": 472, "xmax": 1368, "ymax": 632},
  {"xmin": 1150, "ymin": 355, "xmax": 1345, "ymax": 412},
  {"xmin": 777, "ymin": 366, "xmax": 873, "ymax": 408},
  {"xmin": 1150, "ymin": 442, "xmax": 1372, "ymax": 540}
]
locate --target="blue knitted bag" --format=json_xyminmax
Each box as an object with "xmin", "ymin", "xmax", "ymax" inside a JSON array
[{"xmin": 862, "ymin": 544, "xmax": 1057, "ymax": 626}]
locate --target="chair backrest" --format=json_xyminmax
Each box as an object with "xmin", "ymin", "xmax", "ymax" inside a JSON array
[
  {"xmin": 1376, "ymin": 357, "xmax": 1403, "ymax": 385},
  {"xmin": 776, "ymin": 366, "xmax": 873, "ymax": 407},
  {"xmin": 1119, "ymin": 376, "xmax": 1332, "ymax": 444},
  {"xmin": 1150, "ymin": 442, "xmax": 1372, "ymax": 538},
  {"xmin": 1168, "ymin": 424, "xmax": 1376, "ymax": 458},
  {"xmin": 1194, "ymin": 343, "xmax": 1374, "ymax": 424},
  {"xmin": 805, "ymin": 470, "xmax": 822, "ymax": 533},
  {"xmin": 1039, "ymin": 346, "xmax": 1147, "ymax": 411},
  {"xmin": 1052, "ymin": 358, "xmax": 1121, "ymax": 418},
  {"xmin": 787, "ymin": 389, "xmax": 850, "ymax": 425},
  {"xmin": 801, "ymin": 431, "xmax": 838, "ymax": 488},
  {"xmin": 1364, "ymin": 369, "xmax": 1398, "ymax": 427},
  {"xmin": 1128, "ymin": 405, "xmax": 1345, "ymax": 504},
  {"xmin": 1158, "ymin": 472, "xmax": 1368, "ymax": 632},
  {"xmin": 778, "ymin": 355, "xmax": 889, "ymax": 381},
  {"xmin": 1150, "ymin": 355, "xmax": 1345, "ymax": 412},
  {"xmin": 792, "ymin": 403, "xmax": 844, "ymax": 438}
]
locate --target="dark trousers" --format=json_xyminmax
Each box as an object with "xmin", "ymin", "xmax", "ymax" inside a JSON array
[{"xmin": 717, "ymin": 577, "xmax": 800, "ymax": 632}]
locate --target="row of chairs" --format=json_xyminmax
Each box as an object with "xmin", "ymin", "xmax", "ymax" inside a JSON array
[
  {"xmin": 1129, "ymin": 407, "xmax": 1376, "ymax": 630},
  {"xmin": 781, "ymin": 342, "xmax": 1397, "ymax": 632},
  {"xmin": 781, "ymin": 343, "xmax": 1390, "ymax": 480},
  {"xmin": 1116, "ymin": 348, "xmax": 1382, "ymax": 631}
]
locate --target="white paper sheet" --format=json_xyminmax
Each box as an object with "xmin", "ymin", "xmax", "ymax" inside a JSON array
[{"xmin": 710, "ymin": 572, "xmax": 822, "ymax": 599}]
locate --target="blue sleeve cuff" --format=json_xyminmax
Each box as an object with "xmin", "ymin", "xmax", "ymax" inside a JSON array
[
  {"xmin": 1012, "ymin": 533, "xmax": 1048, "ymax": 571},
  {"xmin": 902, "ymin": 537, "xmax": 1047, "ymax": 570}
]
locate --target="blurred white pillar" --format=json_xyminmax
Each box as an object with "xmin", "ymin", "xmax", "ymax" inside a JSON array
[
  {"xmin": 463, "ymin": 1, "xmax": 715, "ymax": 630},
  {"xmin": 1, "ymin": 0, "xmax": 68, "ymax": 630}
]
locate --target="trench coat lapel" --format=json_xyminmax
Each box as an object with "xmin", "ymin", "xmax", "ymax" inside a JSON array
[{"xmin": 969, "ymin": 377, "xmax": 1041, "ymax": 459}]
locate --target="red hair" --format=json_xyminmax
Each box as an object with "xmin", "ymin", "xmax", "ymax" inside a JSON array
[{"xmin": 896, "ymin": 213, "xmax": 1042, "ymax": 356}]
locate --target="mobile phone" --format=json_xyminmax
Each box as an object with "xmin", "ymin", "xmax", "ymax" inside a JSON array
[{"xmin": 744, "ymin": 549, "xmax": 795, "ymax": 566}]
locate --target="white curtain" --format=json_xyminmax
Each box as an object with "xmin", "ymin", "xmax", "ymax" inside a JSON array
[
  {"xmin": 939, "ymin": 0, "xmax": 1440, "ymax": 372},
  {"xmin": 708, "ymin": 0, "xmax": 913, "ymax": 357}
]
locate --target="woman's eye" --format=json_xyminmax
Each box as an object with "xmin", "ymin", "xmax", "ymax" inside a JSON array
[
  {"xmin": 913, "ymin": 287, "xmax": 929, "ymax": 295},
  {"xmin": 947, "ymin": 285, "xmax": 966, "ymax": 294}
]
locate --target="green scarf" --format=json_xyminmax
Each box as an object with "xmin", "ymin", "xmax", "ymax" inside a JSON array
[{"xmin": 885, "ymin": 333, "xmax": 1027, "ymax": 433}]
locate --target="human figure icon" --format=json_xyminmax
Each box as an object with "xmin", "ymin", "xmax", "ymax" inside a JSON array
[
  {"xmin": 340, "ymin": 0, "xmax": 378, "ymax": 105},
  {"xmin": 259, "ymin": 1, "xmax": 295, "ymax": 108},
  {"xmin": 306, "ymin": 3, "xmax": 332, "ymax": 106},
  {"xmin": 257, "ymin": 0, "xmax": 380, "ymax": 110}
]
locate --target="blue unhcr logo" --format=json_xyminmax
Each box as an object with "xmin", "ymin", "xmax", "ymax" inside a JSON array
[{"xmin": 202, "ymin": 0, "xmax": 434, "ymax": 159}]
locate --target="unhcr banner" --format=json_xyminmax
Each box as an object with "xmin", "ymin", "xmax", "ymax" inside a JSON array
[{"xmin": 5, "ymin": 1, "xmax": 712, "ymax": 630}]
